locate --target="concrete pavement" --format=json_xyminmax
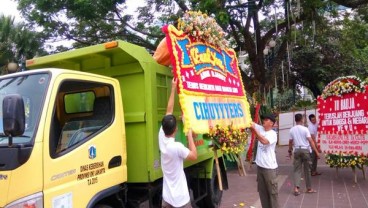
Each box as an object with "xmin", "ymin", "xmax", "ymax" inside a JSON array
[{"xmin": 221, "ymin": 145, "xmax": 368, "ymax": 208}]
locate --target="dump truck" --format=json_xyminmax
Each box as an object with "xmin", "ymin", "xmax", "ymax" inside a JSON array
[{"xmin": 0, "ymin": 40, "xmax": 229, "ymax": 208}]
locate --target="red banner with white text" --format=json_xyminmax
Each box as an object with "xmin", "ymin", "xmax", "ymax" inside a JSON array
[{"xmin": 318, "ymin": 85, "xmax": 368, "ymax": 156}]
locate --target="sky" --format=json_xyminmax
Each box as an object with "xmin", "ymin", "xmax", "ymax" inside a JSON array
[{"xmin": 0, "ymin": 0, "xmax": 22, "ymax": 22}]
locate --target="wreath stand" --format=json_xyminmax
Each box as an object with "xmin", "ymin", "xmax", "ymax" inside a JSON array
[
  {"xmin": 213, "ymin": 149, "xmax": 223, "ymax": 190},
  {"xmin": 237, "ymin": 154, "xmax": 247, "ymax": 176},
  {"xmin": 213, "ymin": 151, "xmax": 246, "ymax": 190},
  {"xmin": 335, "ymin": 165, "xmax": 366, "ymax": 183}
]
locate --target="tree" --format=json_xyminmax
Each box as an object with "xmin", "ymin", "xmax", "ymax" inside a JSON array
[
  {"xmin": 0, "ymin": 15, "xmax": 15, "ymax": 70},
  {"xmin": 332, "ymin": 0, "xmax": 368, "ymax": 8},
  {"xmin": 15, "ymin": 0, "xmax": 368, "ymax": 95},
  {"xmin": 288, "ymin": 7, "xmax": 368, "ymax": 98},
  {"xmin": 15, "ymin": 0, "xmax": 168, "ymax": 51},
  {"xmin": 0, "ymin": 14, "xmax": 47, "ymax": 74}
]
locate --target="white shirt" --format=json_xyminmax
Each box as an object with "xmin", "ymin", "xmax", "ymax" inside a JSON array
[
  {"xmin": 254, "ymin": 124, "xmax": 278, "ymax": 169},
  {"xmin": 159, "ymin": 127, "xmax": 190, "ymax": 207},
  {"xmin": 308, "ymin": 122, "xmax": 318, "ymax": 139},
  {"xmin": 289, "ymin": 125, "xmax": 311, "ymax": 149}
]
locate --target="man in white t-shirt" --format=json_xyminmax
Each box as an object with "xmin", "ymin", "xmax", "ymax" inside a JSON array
[
  {"xmin": 289, "ymin": 113, "xmax": 319, "ymax": 196},
  {"xmin": 159, "ymin": 78, "xmax": 197, "ymax": 208},
  {"xmin": 250, "ymin": 114, "xmax": 279, "ymax": 208},
  {"xmin": 308, "ymin": 114, "xmax": 321, "ymax": 176}
]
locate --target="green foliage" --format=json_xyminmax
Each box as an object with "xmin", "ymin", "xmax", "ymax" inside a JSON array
[
  {"xmin": 0, "ymin": 15, "xmax": 46, "ymax": 74},
  {"xmin": 289, "ymin": 8, "xmax": 368, "ymax": 99},
  {"xmin": 259, "ymin": 105, "xmax": 273, "ymax": 119},
  {"xmin": 0, "ymin": 16, "xmax": 14, "ymax": 65},
  {"xmin": 17, "ymin": 0, "xmax": 162, "ymax": 50},
  {"xmin": 248, "ymin": 104, "xmax": 273, "ymax": 122},
  {"xmin": 274, "ymin": 89, "xmax": 299, "ymax": 112},
  {"xmin": 292, "ymin": 100, "xmax": 317, "ymax": 111}
]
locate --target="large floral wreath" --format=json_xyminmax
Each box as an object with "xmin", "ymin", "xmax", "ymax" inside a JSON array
[{"xmin": 321, "ymin": 75, "xmax": 368, "ymax": 169}]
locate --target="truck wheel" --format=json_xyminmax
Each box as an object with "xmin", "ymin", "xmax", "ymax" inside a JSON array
[{"xmin": 202, "ymin": 165, "xmax": 223, "ymax": 208}]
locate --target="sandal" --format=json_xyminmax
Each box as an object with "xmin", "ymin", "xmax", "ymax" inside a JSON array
[
  {"xmin": 306, "ymin": 189, "xmax": 317, "ymax": 193},
  {"xmin": 311, "ymin": 172, "xmax": 322, "ymax": 176},
  {"xmin": 293, "ymin": 187, "xmax": 301, "ymax": 196}
]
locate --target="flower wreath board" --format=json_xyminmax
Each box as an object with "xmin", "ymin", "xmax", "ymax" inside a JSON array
[
  {"xmin": 317, "ymin": 76, "xmax": 368, "ymax": 182},
  {"xmin": 162, "ymin": 24, "xmax": 252, "ymax": 135},
  {"xmin": 161, "ymin": 14, "xmax": 252, "ymax": 184}
]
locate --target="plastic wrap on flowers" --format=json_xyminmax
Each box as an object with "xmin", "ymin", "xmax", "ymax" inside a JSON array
[{"xmin": 152, "ymin": 38, "xmax": 171, "ymax": 66}]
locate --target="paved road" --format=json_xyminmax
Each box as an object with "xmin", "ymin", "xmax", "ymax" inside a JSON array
[{"xmin": 221, "ymin": 145, "xmax": 368, "ymax": 208}]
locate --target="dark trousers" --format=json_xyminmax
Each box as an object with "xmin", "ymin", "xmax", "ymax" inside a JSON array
[
  {"xmin": 310, "ymin": 150, "xmax": 318, "ymax": 173},
  {"xmin": 257, "ymin": 166, "xmax": 279, "ymax": 208}
]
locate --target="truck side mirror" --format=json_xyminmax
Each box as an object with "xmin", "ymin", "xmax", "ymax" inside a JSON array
[{"xmin": 3, "ymin": 94, "xmax": 25, "ymax": 146}]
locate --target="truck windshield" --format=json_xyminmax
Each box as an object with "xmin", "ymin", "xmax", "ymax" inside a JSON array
[{"xmin": 0, "ymin": 73, "xmax": 50, "ymax": 146}]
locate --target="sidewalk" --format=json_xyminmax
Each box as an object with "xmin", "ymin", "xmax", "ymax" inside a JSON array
[{"xmin": 221, "ymin": 145, "xmax": 368, "ymax": 208}]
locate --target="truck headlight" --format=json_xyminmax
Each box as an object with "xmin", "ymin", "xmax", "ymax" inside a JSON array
[{"xmin": 5, "ymin": 192, "xmax": 43, "ymax": 208}]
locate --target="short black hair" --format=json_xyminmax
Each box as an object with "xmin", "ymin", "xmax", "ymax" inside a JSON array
[
  {"xmin": 308, "ymin": 114, "xmax": 316, "ymax": 121},
  {"xmin": 162, "ymin": 114, "xmax": 177, "ymax": 136},
  {"xmin": 295, "ymin": 113, "xmax": 303, "ymax": 122},
  {"xmin": 262, "ymin": 114, "xmax": 276, "ymax": 124}
]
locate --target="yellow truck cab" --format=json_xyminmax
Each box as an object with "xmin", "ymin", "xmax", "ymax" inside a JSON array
[{"xmin": 0, "ymin": 40, "xmax": 228, "ymax": 208}]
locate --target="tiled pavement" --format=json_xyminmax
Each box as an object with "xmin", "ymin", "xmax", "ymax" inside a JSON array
[{"xmin": 221, "ymin": 145, "xmax": 368, "ymax": 208}]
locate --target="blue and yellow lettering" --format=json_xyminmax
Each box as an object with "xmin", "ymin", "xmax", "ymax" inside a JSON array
[
  {"xmin": 218, "ymin": 103, "xmax": 225, "ymax": 119},
  {"xmin": 177, "ymin": 39, "xmax": 191, "ymax": 65},
  {"xmin": 209, "ymin": 103, "xmax": 216, "ymax": 119},
  {"xmin": 193, "ymin": 102, "xmax": 201, "ymax": 120},
  {"xmin": 233, "ymin": 103, "xmax": 239, "ymax": 118},
  {"xmin": 213, "ymin": 103, "xmax": 221, "ymax": 119},
  {"xmin": 199, "ymin": 102, "xmax": 206, "ymax": 119},
  {"xmin": 223, "ymin": 51, "xmax": 234, "ymax": 74},
  {"xmin": 192, "ymin": 101, "xmax": 245, "ymax": 120},
  {"xmin": 224, "ymin": 103, "xmax": 230, "ymax": 118},
  {"xmin": 236, "ymin": 103, "xmax": 241, "ymax": 117},
  {"xmin": 201, "ymin": 103, "xmax": 210, "ymax": 120},
  {"xmin": 237, "ymin": 103, "xmax": 244, "ymax": 117},
  {"xmin": 230, "ymin": 104, "xmax": 235, "ymax": 118}
]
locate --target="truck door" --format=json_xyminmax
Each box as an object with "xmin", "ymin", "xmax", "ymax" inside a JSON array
[{"xmin": 43, "ymin": 76, "xmax": 126, "ymax": 207}]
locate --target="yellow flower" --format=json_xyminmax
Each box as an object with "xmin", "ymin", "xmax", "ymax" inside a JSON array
[{"xmin": 208, "ymin": 124, "xmax": 249, "ymax": 160}]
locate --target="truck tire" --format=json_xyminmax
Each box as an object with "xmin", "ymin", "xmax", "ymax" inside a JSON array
[{"xmin": 202, "ymin": 165, "xmax": 223, "ymax": 208}]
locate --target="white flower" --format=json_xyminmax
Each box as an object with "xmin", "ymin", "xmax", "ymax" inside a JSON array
[{"xmin": 178, "ymin": 10, "xmax": 228, "ymax": 49}]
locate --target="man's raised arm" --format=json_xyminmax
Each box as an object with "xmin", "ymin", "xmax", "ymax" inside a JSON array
[{"xmin": 166, "ymin": 78, "xmax": 177, "ymax": 115}]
